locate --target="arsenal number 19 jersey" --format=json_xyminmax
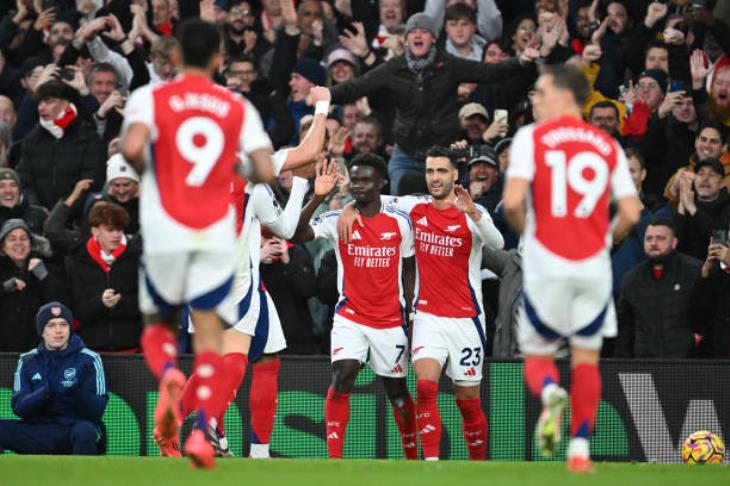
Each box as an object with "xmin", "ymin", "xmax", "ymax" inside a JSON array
[
  {"xmin": 310, "ymin": 205, "xmax": 414, "ymax": 329},
  {"xmin": 507, "ymin": 116, "xmax": 636, "ymax": 278}
]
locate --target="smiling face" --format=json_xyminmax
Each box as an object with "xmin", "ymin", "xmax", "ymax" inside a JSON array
[
  {"xmin": 329, "ymin": 60, "xmax": 355, "ymax": 84},
  {"xmin": 606, "ymin": 1, "xmax": 628, "ymax": 36},
  {"xmin": 425, "ymin": 156, "xmax": 458, "ymax": 200},
  {"xmin": 108, "ymin": 178, "xmax": 139, "ymax": 203},
  {"xmin": 288, "ymin": 72, "xmax": 314, "ymax": 102},
  {"xmin": 695, "ymin": 127, "xmax": 723, "ymax": 160},
  {"xmin": 711, "ymin": 69, "xmax": 730, "ymax": 119},
  {"xmin": 468, "ymin": 161, "xmax": 498, "ymax": 189},
  {"xmin": 483, "ymin": 42, "xmax": 509, "ymax": 64},
  {"xmin": 42, "ymin": 318, "xmax": 71, "ymax": 351},
  {"xmin": 0, "ymin": 179, "xmax": 20, "ymax": 208},
  {"xmin": 406, "ymin": 27, "xmax": 435, "ymax": 57},
  {"xmin": 352, "ymin": 121, "xmax": 382, "ymax": 154},
  {"xmin": 90, "ymin": 70, "xmax": 118, "ymax": 105},
  {"xmin": 512, "ymin": 18, "xmax": 536, "ymax": 52},
  {"xmin": 2, "ymin": 227, "xmax": 30, "ymax": 265}
]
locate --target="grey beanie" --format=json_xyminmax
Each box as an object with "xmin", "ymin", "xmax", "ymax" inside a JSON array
[
  {"xmin": 405, "ymin": 13, "xmax": 437, "ymax": 38},
  {"xmin": 0, "ymin": 218, "xmax": 30, "ymax": 243}
]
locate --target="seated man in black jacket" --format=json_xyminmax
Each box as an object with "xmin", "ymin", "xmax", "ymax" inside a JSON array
[
  {"xmin": 0, "ymin": 301, "xmax": 108, "ymax": 455},
  {"xmin": 67, "ymin": 201, "xmax": 141, "ymax": 352}
]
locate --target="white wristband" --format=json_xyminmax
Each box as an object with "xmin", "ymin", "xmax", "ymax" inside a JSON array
[{"xmin": 315, "ymin": 101, "xmax": 330, "ymax": 115}]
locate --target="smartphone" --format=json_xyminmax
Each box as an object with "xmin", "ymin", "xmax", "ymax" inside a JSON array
[
  {"xmin": 711, "ymin": 229, "xmax": 728, "ymax": 246},
  {"xmin": 494, "ymin": 109, "xmax": 508, "ymax": 123},
  {"xmin": 341, "ymin": 23, "xmax": 358, "ymax": 36},
  {"xmin": 669, "ymin": 80, "xmax": 684, "ymax": 93}
]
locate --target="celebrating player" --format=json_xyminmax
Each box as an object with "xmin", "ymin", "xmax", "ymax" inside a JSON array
[
  {"xmin": 293, "ymin": 153, "xmax": 419, "ymax": 460},
  {"xmin": 120, "ymin": 19, "xmax": 275, "ymax": 468},
  {"xmin": 179, "ymin": 87, "xmax": 332, "ymax": 459},
  {"xmin": 339, "ymin": 147, "xmax": 504, "ymax": 461},
  {"xmin": 502, "ymin": 65, "xmax": 641, "ymax": 472}
]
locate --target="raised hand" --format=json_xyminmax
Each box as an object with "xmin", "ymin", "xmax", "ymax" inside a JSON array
[
  {"xmin": 34, "ymin": 7, "xmax": 56, "ymax": 31},
  {"xmin": 644, "ymin": 2, "xmax": 668, "ymax": 29},
  {"xmin": 582, "ymin": 43, "xmax": 602, "ymax": 65},
  {"xmin": 102, "ymin": 14, "xmax": 126, "ymax": 42},
  {"xmin": 339, "ymin": 21, "xmax": 368, "ymax": 58},
  {"xmin": 450, "ymin": 185, "xmax": 481, "ymax": 221},
  {"xmin": 328, "ymin": 126, "xmax": 350, "ymax": 157},
  {"xmin": 690, "ymin": 49, "xmax": 709, "ymax": 89},
  {"xmin": 307, "ymin": 86, "xmax": 332, "ymax": 105},
  {"xmin": 314, "ymin": 156, "xmax": 339, "ymax": 197}
]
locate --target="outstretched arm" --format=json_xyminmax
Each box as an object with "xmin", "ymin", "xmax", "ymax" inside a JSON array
[
  {"xmin": 292, "ymin": 158, "xmax": 339, "ymax": 242},
  {"xmin": 281, "ymin": 86, "xmax": 331, "ymax": 172}
]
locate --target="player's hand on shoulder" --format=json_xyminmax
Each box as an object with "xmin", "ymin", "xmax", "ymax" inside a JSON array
[{"xmin": 337, "ymin": 201, "xmax": 364, "ymax": 243}]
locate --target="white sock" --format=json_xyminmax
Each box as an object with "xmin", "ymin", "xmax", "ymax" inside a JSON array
[
  {"xmin": 568, "ymin": 438, "xmax": 590, "ymax": 458},
  {"xmin": 250, "ymin": 443, "xmax": 270, "ymax": 458},
  {"xmin": 541, "ymin": 383, "xmax": 559, "ymax": 406},
  {"xmin": 425, "ymin": 457, "xmax": 439, "ymax": 461}
]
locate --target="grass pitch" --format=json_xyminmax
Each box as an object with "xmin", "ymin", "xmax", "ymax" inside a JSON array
[{"xmin": 1, "ymin": 456, "xmax": 728, "ymax": 486}]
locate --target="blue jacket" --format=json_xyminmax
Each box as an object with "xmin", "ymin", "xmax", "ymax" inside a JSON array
[{"xmin": 11, "ymin": 334, "xmax": 108, "ymax": 425}]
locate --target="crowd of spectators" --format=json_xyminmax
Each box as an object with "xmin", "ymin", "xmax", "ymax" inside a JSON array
[{"xmin": 0, "ymin": 0, "xmax": 729, "ymax": 359}]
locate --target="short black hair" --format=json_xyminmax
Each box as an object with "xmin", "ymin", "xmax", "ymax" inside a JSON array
[
  {"xmin": 647, "ymin": 217, "xmax": 676, "ymax": 235},
  {"xmin": 589, "ymin": 100, "xmax": 619, "ymax": 119},
  {"xmin": 88, "ymin": 62, "xmax": 119, "ymax": 83},
  {"xmin": 348, "ymin": 153, "xmax": 387, "ymax": 180},
  {"xmin": 34, "ymin": 79, "xmax": 78, "ymax": 102},
  {"xmin": 426, "ymin": 146, "xmax": 457, "ymax": 167},
  {"xmin": 624, "ymin": 148, "xmax": 645, "ymax": 170},
  {"xmin": 540, "ymin": 64, "xmax": 590, "ymax": 107},
  {"xmin": 645, "ymin": 40, "xmax": 669, "ymax": 54},
  {"xmin": 445, "ymin": 3, "xmax": 477, "ymax": 24},
  {"xmin": 176, "ymin": 19, "xmax": 222, "ymax": 69},
  {"xmin": 697, "ymin": 120, "xmax": 725, "ymax": 144}
]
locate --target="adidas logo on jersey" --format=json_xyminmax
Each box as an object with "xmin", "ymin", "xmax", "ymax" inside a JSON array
[
  {"xmin": 412, "ymin": 346, "xmax": 424, "ymax": 355},
  {"xmin": 332, "ymin": 347, "xmax": 344, "ymax": 355},
  {"xmin": 380, "ymin": 232, "xmax": 397, "ymax": 241},
  {"xmin": 390, "ymin": 364, "xmax": 403, "ymax": 373},
  {"xmin": 352, "ymin": 230, "xmax": 362, "ymax": 240},
  {"xmin": 31, "ymin": 373, "xmax": 42, "ymax": 381},
  {"xmin": 420, "ymin": 424, "xmax": 437, "ymax": 434},
  {"xmin": 327, "ymin": 432, "xmax": 339, "ymax": 440},
  {"xmin": 464, "ymin": 367, "xmax": 477, "ymax": 376},
  {"xmin": 444, "ymin": 225, "xmax": 461, "ymax": 232},
  {"xmin": 416, "ymin": 216, "xmax": 428, "ymax": 226}
]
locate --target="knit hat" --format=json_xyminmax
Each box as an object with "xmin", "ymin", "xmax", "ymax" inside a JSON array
[
  {"xmin": 0, "ymin": 218, "xmax": 30, "ymax": 244},
  {"xmin": 292, "ymin": 58, "xmax": 326, "ymax": 86},
  {"xmin": 106, "ymin": 154, "xmax": 140, "ymax": 184},
  {"xmin": 0, "ymin": 168, "xmax": 21, "ymax": 189},
  {"xmin": 638, "ymin": 69, "xmax": 668, "ymax": 94},
  {"xmin": 405, "ymin": 13, "xmax": 437, "ymax": 38},
  {"xmin": 696, "ymin": 157, "xmax": 726, "ymax": 177},
  {"xmin": 35, "ymin": 301, "xmax": 73, "ymax": 335}
]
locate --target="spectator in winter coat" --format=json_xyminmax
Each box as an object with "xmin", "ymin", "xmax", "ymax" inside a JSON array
[
  {"xmin": 0, "ymin": 219, "xmax": 67, "ymax": 352},
  {"xmin": 616, "ymin": 219, "xmax": 703, "ymax": 358},
  {"xmin": 0, "ymin": 168, "xmax": 47, "ymax": 234},
  {"xmin": 103, "ymin": 154, "xmax": 140, "ymax": 235},
  {"xmin": 67, "ymin": 202, "xmax": 141, "ymax": 352},
  {"xmin": 16, "ymin": 80, "xmax": 105, "ymax": 210},
  {"xmin": 0, "ymin": 301, "xmax": 108, "ymax": 455}
]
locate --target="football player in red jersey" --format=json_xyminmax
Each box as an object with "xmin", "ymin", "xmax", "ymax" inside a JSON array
[
  {"xmin": 503, "ymin": 64, "xmax": 641, "ymax": 472},
  {"xmin": 293, "ymin": 153, "xmax": 419, "ymax": 460},
  {"xmin": 121, "ymin": 19, "xmax": 275, "ymax": 468}
]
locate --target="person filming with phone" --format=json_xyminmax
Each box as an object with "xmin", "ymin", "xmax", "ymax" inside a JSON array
[{"xmin": 690, "ymin": 222, "xmax": 730, "ymax": 358}]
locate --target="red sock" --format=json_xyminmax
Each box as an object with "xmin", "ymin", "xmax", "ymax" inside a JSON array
[
  {"xmin": 391, "ymin": 395, "xmax": 418, "ymax": 459},
  {"xmin": 325, "ymin": 387, "xmax": 350, "ymax": 459},
  {"xmin": 215, "ymin": 353, "xmax": 248, "ymax": 434},
  {"xmin": 250, "ymin": 358, "xmax": 280, "ymax": 445},
  {"xmin": 179, "ymin": 372, "xmax": 198, "ymax": 420},
  {"xmin": 569, "ymin": 364, "xmax": 601, "ymax": 439},
  {"xmin": 456, "ymin": 397, "xmax": 487, "ymax": 460},
  {"xmin": 524, "ymin": 357, "xmax": 559, "ymax": 398},
  {"xmin": 141, "ymin": 325, "xmax": 178, "ymax": 380},
  {"xmin": 192, "ymin": 351, "xmax": 227, "ymax": 430},
  {"xmin": 416, "ymin": 380, "xmax": 441, "ymax": 459}
]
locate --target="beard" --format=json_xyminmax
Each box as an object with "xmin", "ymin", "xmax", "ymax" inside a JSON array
[
  {"xmin": 646, "ymin": 249, "xmax": 676, "ymax": 265},
  {"xmin": 710, "ymin": 95, "xmax": 730, "ymax": 122}
]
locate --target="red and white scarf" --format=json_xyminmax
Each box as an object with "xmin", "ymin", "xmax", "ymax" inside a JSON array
[
  {"xmin": 86, "ymin": 234, "xmax": 127, "ymax": 273},
  {"xmin": 39, "ymin": 103, "xmax": 78, "ymax": 139}
]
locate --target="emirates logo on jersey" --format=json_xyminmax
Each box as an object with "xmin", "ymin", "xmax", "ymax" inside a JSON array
[
  {"xmin": 346, "ymin": 244, "xmax": 397, "ymax": 269},
  {"xmin": 415, "ymin": 228, "xmax": 463, "ymax": 257}
]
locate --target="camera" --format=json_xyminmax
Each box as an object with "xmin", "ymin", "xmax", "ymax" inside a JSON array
[
  {"xmin": 453, "ymin": 145, "xmax": 479, "ymax": 161},
  {"xmin": 711, "ymin": 229, "xmax": 728, "ymax": 246}
]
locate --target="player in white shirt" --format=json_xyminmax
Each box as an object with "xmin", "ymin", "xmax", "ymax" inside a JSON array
[{"xmin": 502, "ymin": 65, "xmax": 641, "ymax": 472}]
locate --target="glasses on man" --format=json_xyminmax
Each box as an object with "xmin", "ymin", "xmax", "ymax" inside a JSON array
[{"xmin": 230, "ymin": 8, "xmax": 252, "ymax": 16}]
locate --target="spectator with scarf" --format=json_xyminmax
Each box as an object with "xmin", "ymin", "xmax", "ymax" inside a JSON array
[{"xmin": 66, "ymin": 201, "xmax": 141, "ymax": 352}]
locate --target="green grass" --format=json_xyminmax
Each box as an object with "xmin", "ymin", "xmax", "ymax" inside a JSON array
[{"xmin": 1, "ymin": 457, "xmax": 729, "ymax": 486}]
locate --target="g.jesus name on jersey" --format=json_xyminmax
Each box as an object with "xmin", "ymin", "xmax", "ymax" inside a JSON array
[
  {"xmin": 310, "ymin": 206, "xmax": 413, "ymax": 329},
  {"xmin": 387, "ymin": 196, "xmax": 504, "ymax": 319},
  {"xmin": 123, "ymin": 74, "xmax": 271, "ymax": 254},
  {"xmin": 508, "ymin": 116, "xmax": 636, "ymax": 278}
]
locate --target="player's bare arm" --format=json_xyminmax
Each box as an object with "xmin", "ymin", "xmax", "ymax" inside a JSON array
[
  {"xmin": 120, "ymin": 122, "xmax": 150, "ymax": 173},
  {"xmin": 502, "ymin": 177, "xmax": 530, "ymax": 233},
  {"xmin": 611, "ymin": 195, "xmax": 642, "ymax": 242},
  {"xmin": 281, "ymin": 86, "xmax": 331, "ymax": 171},
  {"xmin": 292, "ymin": 158, "xmax": 338, "ymax": 242},
  {"xmin": 248, "ymin": 148, "xmax": 276, "ymax": 184}
]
